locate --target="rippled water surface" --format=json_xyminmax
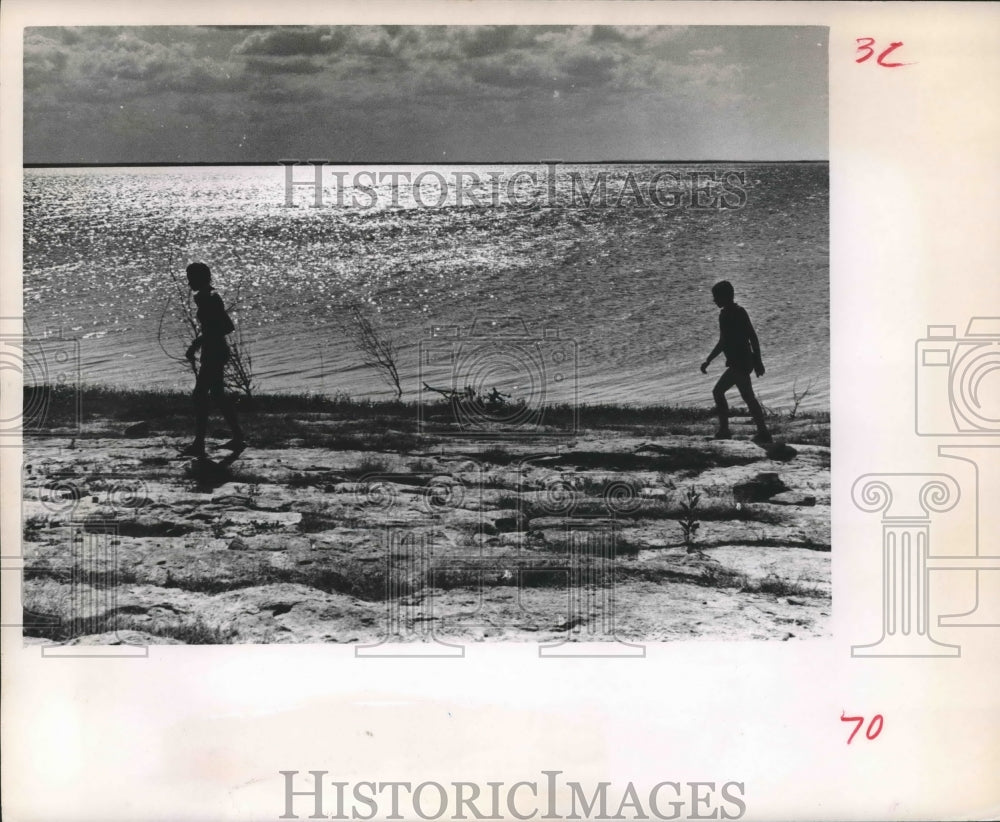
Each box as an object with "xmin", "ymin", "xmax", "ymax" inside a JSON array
[{"xmin": 24, "ymin": 163, "xmax": 828, "ymax": 408}]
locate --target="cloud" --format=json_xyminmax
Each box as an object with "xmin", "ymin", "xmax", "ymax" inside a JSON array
[
  {"xmin": 23, "ymin": 32, "xmax": 68, "ymax": 87},
  {"xmin": 25, "ymin": 27, "xmax": 244, "ymax": 101},
  {"xmin": 456, "ymin": 26, "xmax": 547, "ymax": 58},
  {"xmin": 233, "ymin": 27, "xmax": 347, "ymax": 56},
  {"xmin": 561, "ymin": 52, "xmax": 619, "ymax": 89},
  {"xmin": 690, "ymin": 46, "xmax": 725, "ymax": 60},
  {"xmin": 242, "ymin": 56, "xmax": 324, "ymax": 75},
  {"xmin": 23, "ymin": 25, "xmax": 826, "ymax": 163},
  {"xmin": 78, "ymin": 33, "xmax": 189, "ymax": 83}
]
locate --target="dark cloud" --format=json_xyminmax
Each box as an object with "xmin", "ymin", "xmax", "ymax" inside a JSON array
[
  {"xmin": 458, "ymin": 26, "xmax": 541, "ymax": 58},
  {"xmin": 469, "ymin": 56, "xmax": 549, "ymax": 90},
  {"xmin": 242, "ymin": 56, "xmax": 324, "ymax": 75},
  {"xmin": 233, "ymin": 27, "xmax": 347, "ymax": 57},
  {"xmin": 78, "ymin": 34, "xmax": 184, "ymax": 83},
  {"xmin": 562, "ymin": 52, "xmax": 619, "ymax": 88},
  {"xmin": 23, "ymin": 32, "xmax": 68, "ymax": 87},
  {"xmin": 23, "ymin": 25, "xmax": 828, "ymax": 163}
]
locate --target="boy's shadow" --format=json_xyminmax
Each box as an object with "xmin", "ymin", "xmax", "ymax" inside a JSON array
[{"xmin": 184, "ymin": 452, "xmax": 243, "ymax": 491}]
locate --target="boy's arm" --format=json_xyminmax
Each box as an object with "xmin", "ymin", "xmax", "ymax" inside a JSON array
[
  {"xmin": 185, "ymin": 336, "xmax": 203, "ymax": 361},
  {"xmin": 186, "ymin": 293, "xmax": 205, "ymax": 361},
  {"xmin": 745, "ymin": 310, "xmax": 764, "ymax": 376},
  {"xmin": 701, "ymin": 337, "xmax": 725, "ymax": 373}
]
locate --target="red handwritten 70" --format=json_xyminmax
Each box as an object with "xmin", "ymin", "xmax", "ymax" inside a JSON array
[
  {"xmin": 856, "ymin": 38, "xmax": 911, "ymax": 67},
  {"xmin": 841, "ymin": 712, "xmax": 884, "ymax": 744}
]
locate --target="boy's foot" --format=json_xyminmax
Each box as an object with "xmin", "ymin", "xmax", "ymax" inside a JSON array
[
  {"xmin": 712, "ymin": 429, "xmax": 733, "ymax": 440},
  {"xmin": 179, "ymin": 442, "xmax": 207, "ymax": 457},
  {"xmin": 220, "ymin": 438, "xmax": 248, "ymax": 454},
  {"xmin": 752, "ymin": 432, "xmax": 774, "ymax": 445}
]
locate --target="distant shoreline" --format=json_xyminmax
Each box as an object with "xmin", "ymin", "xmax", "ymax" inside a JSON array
[{"xmin": 24, "ymin": 160, "xmax": 830, "ymax": 169}]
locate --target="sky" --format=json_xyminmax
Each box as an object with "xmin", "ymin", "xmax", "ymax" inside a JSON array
[{"xmin": 23, "ymin": 25, "xmax": 828, "ymax": 164}]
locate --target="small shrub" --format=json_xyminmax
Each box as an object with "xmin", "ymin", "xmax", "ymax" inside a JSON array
[
  {"xmin": 742, "ymin": 573, "xmax": 826, "ymax": 599},
  {"xmin": 355, "ymin": 455, "xmax": 390, "ymax": 476},
  {"xmin": 149, "ymin": 617, "xmax": 240, "ymax": 644},
  {"xmin": 679, "ymin": 486, "xmax": 702, "ymax": 554}
]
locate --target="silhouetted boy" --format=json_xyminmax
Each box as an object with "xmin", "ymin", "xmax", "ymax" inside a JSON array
[
  {"xmin": 180, "ymin": 262, "xmax": 246, "ymax": 457},
  {"xmin": 700, "ymin": 280, "xmax": 772, "ymax": 443}
]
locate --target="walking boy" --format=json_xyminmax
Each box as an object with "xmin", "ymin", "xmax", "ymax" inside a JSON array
[
  {"xmin": 180, "ymin": 262, "xmax": 247, "ymax": 457},
  {"xmin": 700, "ymin": 280, "xmax": 772, "ymax": 443}
]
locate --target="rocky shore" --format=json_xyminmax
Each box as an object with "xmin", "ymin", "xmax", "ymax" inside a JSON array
[{"xmin": 21, "ymin": 396, "xmax": 830, "ymax": 646}]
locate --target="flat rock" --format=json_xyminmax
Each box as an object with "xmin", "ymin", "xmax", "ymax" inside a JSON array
[
  {"xmin": 62, "ymin": 630, "xmax": 183, "ymax": 646},
  {"xmin": 22, "ymin": 425, "xmax": 830, "ymax": 643},
  {"xmin": 769, "ymin": 492, "xmax": 817, "ymax": 507},
  {"xmin": 493, "ymin": 514, "xmax": 527, "ymax": 533},
  {"xmin": 225, "ymin": 510, "xmax": 302, "ymax": 526},
  {"xmin": 528, "ymin": 517, "xmax": 616, "ymax": 532},
  {"xmin": 733, "ymin": 472, "xmax": 789, "ymax": 503},
  {"xmin": 240, "ymin": 534, "xmax": 313, "ymax": 552},
  {"xmin": 762, "ymin": 442, "xmax": 798, "ymax": 461}
]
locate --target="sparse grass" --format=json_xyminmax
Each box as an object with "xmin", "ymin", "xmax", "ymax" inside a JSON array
[
  {"xmin": 32, "ymin": 385, "xmax": 828, "ymax": 446},
  {"xmin": 23, "ymin": 514, "xmax": 50, "ymax": 537},
  {"xmin": 297, "ymin": 510, "xmax": 341, "ymax": 533},
  {"xmin": 313, "ymin": 431, "xmax": 423, "ymax": 454},
  {"xmin": 24, "ymin": 611, "xmax": 240, "ymax": 644},
  {"xmin": 479, "ymin": 446, "xmax": 517, "ymax": 466},
  {"xmin": 515, "ymin": 495, "xmax": 786, "ymax": 524},
  {"xmin": 139, "ymin": 617, "xmax": 241, "ymax": 644},
  {"xmin": 743, "ymin": 573, "xmax": 826, "ymax": 598},
  {"xmin": 537, "ymin": 449, "xmax": 762, "ymax": 474},
  {"xmin": 697, "ymin": 566, "xmax": 827, "ymax": 599},
  {"xmin": 343, "ymin": 455, "xmax": 392, "ymax": 478},
  {"xmin": 286, "ymin": 471, "xmax": 345, "ymax": 489},
  {"xmin": 20, "ymin": 578, "xmax": 243, "ymax": 644},
  {"xmin": 407, "ymin": 459, "xmax": 437, "ymax": 473}
]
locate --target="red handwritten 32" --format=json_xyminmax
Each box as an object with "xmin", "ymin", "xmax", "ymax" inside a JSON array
[{"xmin": 856, "ymin": 38, "xmax": 909, "ymax": 68}]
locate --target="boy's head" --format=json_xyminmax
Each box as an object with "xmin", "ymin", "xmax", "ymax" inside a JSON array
[
  {"xmin": 186, "ymin": 262, "xmax": 211, "ymax": 291},
  {"xmin": 711, "ymin": 280, "xmax": 735, "ymax": 307}
]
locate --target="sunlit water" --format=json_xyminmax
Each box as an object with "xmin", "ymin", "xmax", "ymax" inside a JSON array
[{"xmin": 24, "ymin": 163, "xmax": 828, "ymax": 409}]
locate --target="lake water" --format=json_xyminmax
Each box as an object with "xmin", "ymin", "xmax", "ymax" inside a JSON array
[{"xmin": 23, "ymin": 162, "xmax": 828, "ymax": 409}]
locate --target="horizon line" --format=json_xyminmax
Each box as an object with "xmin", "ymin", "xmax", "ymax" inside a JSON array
[{"xmin": 24, "ymin": 159, "xmax": 830, "ymax": 168}]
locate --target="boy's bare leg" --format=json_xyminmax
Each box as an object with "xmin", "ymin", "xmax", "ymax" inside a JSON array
[
  {"xmin": 184, "ymin": 373, "xmax": 211, "ymax": 456},
  {"xmin": 735, "ymin": 373, "xmax": 771, "ymax": 441},
  {"xmin": 218, "ymin": 396, "xmax": 245, "ymax": 445},
  {"xmin": 712, "ymin": 369, "xmax": 739, "ymax": 437},
  {"xmin": 209, "ymin": 382, "xmax": 246, "ymax": 445}
]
